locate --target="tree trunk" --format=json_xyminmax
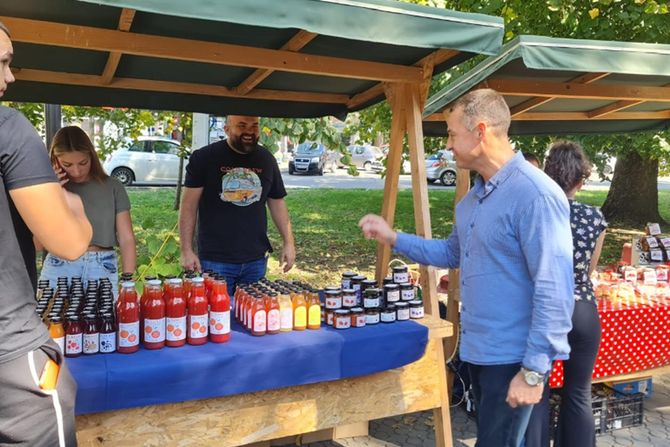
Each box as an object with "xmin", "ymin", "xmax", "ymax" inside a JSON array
[{"xmin": 601, "ymin": 152, "xmax": 664, "ymax": 225}]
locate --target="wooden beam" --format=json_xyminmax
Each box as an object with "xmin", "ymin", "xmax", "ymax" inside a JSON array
[
  {"xmin": 1, "ymin": 16, "xmax": 423, "ymax": 83},
  {"xmin": 13, "ymin": 68, "xmax": 350, "ymax": 104},
  {"xmin": 587, "ymin": 100, "xmax": 642, "ymax": 118},
  {"xmin": 487, "ymin": 79, "xmax": 670, "ymax": 102},
  {"xmin": 513, "ymin": 110, "xmax": 670, "ymax": 121},
  {"xmin": 569, "ymin": 72, "xmax": 610, "ymax": 84},
  {"xmin": 234, "ymin": 30, "xmax": 317, "ymax": 96},
  {"xmin": 348, "ymin": 84, "xmax": 386, "ymax": 110},
  {"xmin": 101, "ymin": 8, "xmax": 136, "ymax": 84}
]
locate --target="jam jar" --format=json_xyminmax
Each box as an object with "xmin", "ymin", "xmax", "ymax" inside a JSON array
[
  {"xmin": 365, "ymin": 308, "xmax": 380, "ymax": 325},
  {"xmin": 382, "ymin": 276, "xmax": 394, "ymax": 285},
  {"xmin": 395, "ymin": 302, "xmax": 410, "ymax": 321},
  {"xmin": 383, "ymin": 283, "xmax": 400, "ymax": 304},
  {"xmin": 400, "ymin": 283, "xmax": 415, "ymax": 301},
  {"xmin": 409, "ymin": 300, "xmax": 425, "ymax": 319},
  {"xmin": 334, "ymin": 309, "xmax": 351, "ymax": 329},
  {"xmin": 342, "ymin": 288, "xmax": 357, "ymax": 308},
  {"xmin": 326, "ymin": 309, "xmax": 336, "ymax": 326},
  {"xmin": 392, "ymin": 265, "xmax": 409, "ymax": 284},
  {"xmin": 363, "ymin": 288, "xmax": 382, "ymax": 309},
  {"xmin": 341, "ymin": 272, "xmax": 357, "ymax": 290},
  {"xmin": 350, "ymin": 307, "xmax": 366, "ymax": 328},
  {"xmin": 324, "ymin": 290, "xmax": 342, "ymax": 310},
  {"xmin": 381, "ymin": 305, "xmax": 397, "ymax": 323}
]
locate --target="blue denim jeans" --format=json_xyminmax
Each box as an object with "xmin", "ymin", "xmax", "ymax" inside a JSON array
[
  {"xmin": 201, "ymin": 257, "xmax": 268, "ymax": 296},
  {"xmin": 468, "ymin": 362, "xmax": 535, "ymax": 447},
  {"xmin": 39, "ymin": 251, "xmax": 119, "ymax": 299}
]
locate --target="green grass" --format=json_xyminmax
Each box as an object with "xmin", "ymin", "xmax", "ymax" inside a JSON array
[{"xmin": 127, "ymin": 187, "xmax": 670, "ymax": 287}]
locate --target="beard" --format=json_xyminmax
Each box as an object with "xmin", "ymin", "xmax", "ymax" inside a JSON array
[{"xmin": 229, "ymin": 133, "xmax": 259, "ymax": 154}]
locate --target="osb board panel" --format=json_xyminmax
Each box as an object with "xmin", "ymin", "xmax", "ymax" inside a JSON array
[{"xmin": 76, "ymin": 339, "xmax": 444, "ymax": 447}]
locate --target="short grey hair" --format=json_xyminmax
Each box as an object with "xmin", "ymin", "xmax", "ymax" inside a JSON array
[
  {"xmin": 0, "ymin": 21, "xmax": 10, "ymax": 38},
  {"xmin": 450, "ymin": 88, "xmax": 511, "ymax": 137}
]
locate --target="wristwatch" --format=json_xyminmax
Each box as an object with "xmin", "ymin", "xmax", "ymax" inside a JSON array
[{"xmin": 520, "ymin": 367, "xmax": 545, "ymax": 386}]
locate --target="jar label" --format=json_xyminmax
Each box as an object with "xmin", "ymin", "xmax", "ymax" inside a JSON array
[
  {"xmin": 342, "ymin": 294, "xmax": 357, "ymax": 307},
  {"xmin": 386, "ymin": 290, "xmax": 400, "ymax": 302},
  {"xmin": 657, "ymin": 267, "xmax": 669, "ymax": 281},
  {"xmin": 394, "ymin": 272, "xmax": 409, "ymax": 283},
  {"xmin": 401, "ymin": 289, "xmax": 415, "ymax": 301},
  {"xmin": 253, "ymin": 310, "xmax": 267, "ymax": 333},
  {"xmin": 65, "ymin": 333, "xmax": 83, "ymax": 355},
  {"xmin": 341, "ymin": 279, "xmax": 351, "ymax": 289},
  {"xmin": 53, "ymin": 336, "xmax": 64, "ymax": 353},
  {"xmin": 381, "ymin": 313, "xmax": 396, "ymax": 323},
  {"xmin": 144, "ymin": 317, "xmax": 166, "ymax": 343},
  {"xmin": 327, "ymin": 312, "xmax": 334, "ymax": 325},
  {"xmin": 99, "ymin": 332, "xmax": 116, "ymax": 353},
  {"xmin": 411, "ymin": 307, "xmax": 425, "ymax": 319},
  {"xmin": 267, "ymin": 309, "xmax": 280, "ymax": 332},
  {"xmin": 209, "ymin": 311, "xmax": 231, "ymax": 335},
  {"xmin": 365, "ymin": 313, "xmax": 380, "ymax": 324},
  {"xmin": 308, "ymin": 305, "xmax": 321, "ymax": 325},
  {"xmin": 352, "ymin": 284, "xmax": 361, "ymax": 291},
  {"xmin": 83, "ymin": 333, "xmax": 99, "ymax": 354},
  {"xmin": 364, "ymin": 297, "xmax": 380, "ymax": 308},
  {"xmin": 355, "ymin": 315, "xmax": 366, "ymax": 327},
  {"xmin": 118, "ymin": 322, "xmax": 140, "ymax": 347},
  {"xmin": 335, "ymin": 317, "xmax": 351, "ymax": 329},
  {"xmin": 280, "ymin": 307, "xmax": 293, "ymax": 330},
  {"xmin": 397, "ymin": 308, "xmax": 411, "ymax": 320},
  {"xmin": 189, "ymin": 314, "xmax": 209, "ymax": 339},
  {"xmin": 166, "ymin": 316, "xmax": 187, "ymax": 341},
  {"xmin": 294, "ymin": 306, "xmax": 307, "ymax": 328},
  {"xmin": 325, "ymin": 297, "xmax": 342, "ymax": 309}
]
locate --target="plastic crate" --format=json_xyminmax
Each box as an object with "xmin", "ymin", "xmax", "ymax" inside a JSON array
[{"xmin": 550, "ymin": 383, "xmax": 644, "ymax": 436}]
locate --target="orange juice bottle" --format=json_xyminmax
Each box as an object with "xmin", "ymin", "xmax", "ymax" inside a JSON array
[
  {"xmin": 307, "ymin": 291, "xmax": 321, "ymax": 330},
  {"xmin": 292, "ymin": 290, "xmax": 307, "ymax": 331}
]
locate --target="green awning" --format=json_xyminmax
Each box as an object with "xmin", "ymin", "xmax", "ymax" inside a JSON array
[
  {"xmin": 0, "ymin": 0, "xmax": 504, "ymax": 118},
  {"xmin": 423, "ymin": 35, "xmax": 670, "ymax": 136}
]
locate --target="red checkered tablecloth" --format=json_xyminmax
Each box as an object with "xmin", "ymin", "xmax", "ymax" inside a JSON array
[{"xmin": 549, "ymin": 296, "xmax": 670, "ymax": 388}]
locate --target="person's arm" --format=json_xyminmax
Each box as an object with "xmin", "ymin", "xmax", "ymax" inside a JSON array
[
  {"xmin": 589, "ymin": 231, "xmax": 606, "ymax": 275},
  {"xmin": 10, "ymin": 184, "xmax": 92, "ymax": 260},
  {"xmin": 179, "ymin": 186, "xmax": 203, "ymax": 272},
  {"xmin": 116, "ymin": 210, "xmax": 137, "ymax": 275},
  {"xmin": 267, "ymin": 197, "xmax": 295, "ymax": 273}
]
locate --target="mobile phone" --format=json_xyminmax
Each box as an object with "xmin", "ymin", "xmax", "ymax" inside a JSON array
[{"xmin": 39, "ymin": 358, "xmax": 60, "ymax": 391}]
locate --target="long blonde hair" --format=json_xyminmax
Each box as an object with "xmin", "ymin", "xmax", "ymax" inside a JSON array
[{"xmin": 50, "ymin": 126, "xmax": 108, "ymax": 181}]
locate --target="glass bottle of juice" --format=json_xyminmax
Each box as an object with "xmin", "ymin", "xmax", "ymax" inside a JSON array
[
  {"xmin": 143, "ymin": 279, "xmax": 166, "ymax": 350},
  {"xmin": 49, "ymin": 315, "xmax": 65, "ymax": 353},
  {"xmin": 166, "ymin": 278, "xmax": 187, "ymax": 347},
  {"xmin": 265, "ymin": 292, "xmax": 280, "ymax": 335},
  {"xmin": 83, "ymin": 313, "xmax": 100, "ymax": 355},
  {"xmin": 307, "ymin": 291, "xmax": 321, "ymax": 330},
  {"xmin": 99, "ymin": 312, "xmax": 117, "ymax": 353},
  {"xmin": 292, "ymin": 290, "xmax": 307, "ymax": 331},
  {"xmin": 117, "ymin": 281, "xmax": 140, "ymax": 354},
  {"xmin": 187, "ymin": 277, "xmax": 209, "ymax": 345},
  {"xmin": 251, "ymin": 297, "xmax": 267, "ymax": 336},
  {"xmin": 278, "ymin": 291, "xmax": 293, "ymax": 332},
  {"xmin": 209, "ymin": 278, "xmax": 231, "ymax": 343},
  {"xmin": 65, "ymin": 314, "xmax": 83, "ymax": 358}
]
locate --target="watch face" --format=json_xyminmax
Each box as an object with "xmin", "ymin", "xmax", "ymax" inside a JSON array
[{"xmin": 524, "ymin": 370, "xmax": 542, "ymax": 386}]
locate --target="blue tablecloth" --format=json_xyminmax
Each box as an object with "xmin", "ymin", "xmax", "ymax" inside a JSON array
[{"xmin": 67, "ymin": 320, "xmax": 428, "ymax": 415}]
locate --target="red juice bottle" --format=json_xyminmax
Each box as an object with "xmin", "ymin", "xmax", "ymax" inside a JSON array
[
  {"xmin": 209, "ymin": 278, "xmax": 231, "ymax": 343},
  {"xmin": 142, "ymin": 279, "xmax": 165, "ymax": 350},
  {"xmin": 265, "ymin": 292, "xmax": 280, "ymax": 335},
  {"xmin": 187, "ymin": 277, "xmax": 208, "ymax": 345},
  {"xmin": 65, "ymin": 314, "xmax": 83, "ymax": 358},
  {"xmin": 117, "ymin": 281, "xmax": 140, "ymax": 354},
  {"xmin": 166, "ymin": 278, "xmax": 187, "ymax": 347}
]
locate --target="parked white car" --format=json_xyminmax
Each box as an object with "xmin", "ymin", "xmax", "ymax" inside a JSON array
[
  {"xmin": 103, "ymin": 136, "xmax": 188, "ymax": 185},
  {"xmin": 426, "ymin": 150, "xmax": 457, "ymax": 186}
]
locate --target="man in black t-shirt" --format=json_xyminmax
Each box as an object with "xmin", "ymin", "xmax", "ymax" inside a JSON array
[
  {"xmin": 180, "ymin": 115, "xmax": 295, "ymax": 293},
  {"xmin": 0, "ymin": 21, "xmax": 92, "ymax": 446}
]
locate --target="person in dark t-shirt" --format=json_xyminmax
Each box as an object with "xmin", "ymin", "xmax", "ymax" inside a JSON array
[
  {"xmin": 180, "ymin": 115, "xmax": 295, "ymax": 294},
  {"xmin": 0, "ymin": 21, "xmax": 93, "ymax": 446}
]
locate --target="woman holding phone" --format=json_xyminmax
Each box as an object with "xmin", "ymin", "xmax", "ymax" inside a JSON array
[{"xmin": 39, "ymin": 126, "xmax": 137, "ymax": 297}]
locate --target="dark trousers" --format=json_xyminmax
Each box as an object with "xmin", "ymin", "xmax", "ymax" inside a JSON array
[
  {"xmin": 525, "ymin": 300, "xmax": 602, "ymax": 447},
  {"xmin": 468, "ymin": 362, "xmax": 535, "ymax": 447}
]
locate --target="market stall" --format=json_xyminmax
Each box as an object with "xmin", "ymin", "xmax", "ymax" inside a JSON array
[{"xmin": 0, "ymin": 0, "xmax": 507, "ymax": 445}]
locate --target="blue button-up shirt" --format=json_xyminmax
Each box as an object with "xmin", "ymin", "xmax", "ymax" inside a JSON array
[{"xmin": 395, "ymin": 152, "xmax": 574, "ymax": 373}]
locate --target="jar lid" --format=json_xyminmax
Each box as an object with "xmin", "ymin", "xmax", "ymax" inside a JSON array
[
  {"xmin": 364, "ymin": 288, "xmax": 382, "ymax": 296},
  {"xmin": 350, "ymin": 307, "xmax": 364, "ymax": 313},
  {"xmin": 351, "ymin": 275, "xmax": 366, "ymax": 281},
  {"xmin": 395, "ymin": 302, "xmax": 409, "ymax": 308},
  {"xmin": 382, "ymin": 276, "xmax": 394, "ymax": 284},
  {"xmin": 383, "ymin": 283, "xmax": 399, "ymax": 290},
  {"xmin": 409, "ymin": 300, "xmax": 423, "ymax": 307},
  {"xmin": 392, "ymin": 265, "xmax": 408, "ymax": 272},
  {"xmin": 399, "ymin": 282, "xmax": 413, "ymax": 289},
  {"xmin": 342, "ymin": 271, "xmax": 357, "ymax": 278},
  {"xmin": 384, "ymin": 304, "xmax": 397, "ymax": 311},
  {"xmin": 365, "ymin": 308, "xmax": 380, "ymax": 314},
  {"xmin": 341, "ymin": 288, "xmax": 356, "ymax": 294},
  {"xmin": 362, "ymin": 279, "xmax": 378, "ymax": 286},
  {"xmin": 334, "ymin": 309, "xmax": 350, "ymax": 316},
  {"xmin": 324, "ymin": 289, "xmax": 341, "ymax": 296}
]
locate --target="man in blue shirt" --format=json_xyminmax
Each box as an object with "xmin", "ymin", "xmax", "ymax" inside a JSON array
[{"xmin": 359, "ymin": 89, "xmax": 574, "ymax": 447}]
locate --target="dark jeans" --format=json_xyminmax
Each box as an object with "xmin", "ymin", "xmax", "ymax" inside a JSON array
[
  {"xmin": 468, "ymin": 362, "xmax": 535, "ymax": 447},
  {"xmin": 201, "ymin": 257, "xmax": 268, "ymax": 296},
  {"xmin": 525, "ymin": 300, "xmax": 602, "ymax": 447}
]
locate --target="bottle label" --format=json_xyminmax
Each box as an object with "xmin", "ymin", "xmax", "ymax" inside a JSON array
[
  {"xmin": 280, "ymin": 308, "xmax": 293, "ymax": 330},
  {"xmin": 65, "ymin": 333, "xmax": 82, "ymax": 355},
  {"xmin": 253, "ymin": 310, "xmax": 267, "ymax": 333},
  {"xmin": 189, "ymin": 314, "xmax": 209, "ymax": 339},
  {"xmin": 99, "ymin": 332, "xmax": 116, "ymax": 353},
  {"xmin": 308, "ymin": 305, "xmax": 321, "ymax": 325},
  {"xmin": 144, "ymin": 317, "xmax": 166, "ymax": 343},
  {"xmin": 294, "ymin": 307, "xmax": 307, "ymax": 327},
  {"xmin": 393, "ymin": 272, "xmax": 409, "ymax": 284},
  {"xmin": 166, "ymin": 316, "xmax": 187, "ymax": 341},
  {"xmin": 118, "ymin": 322, "xmax": 140, "ymax": 347},
  {"xmin": 209, "ymin": 311, "xmax": 231, "ymax": 335},
  {"xmin": 267, "ymin": 309, "xmax": 280, "ymax": 332},
  {"xmin": 53, "ymin": 336, "xmax": 64, "ymax": 353},
  {"xmin": 246, "ymin": 307, "xmax": 252, "ymax": 328},
  {"xmin": 83, "ymin": 333, "xmax": 99, "ymax": 354}
]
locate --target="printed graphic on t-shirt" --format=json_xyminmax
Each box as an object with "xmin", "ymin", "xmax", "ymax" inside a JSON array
[{"xmin": 220, "ymin": 167, "xmax": 262, "ymax": 206}]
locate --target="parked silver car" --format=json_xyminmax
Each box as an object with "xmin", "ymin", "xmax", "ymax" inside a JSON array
[
  {"xmin": 347, "ymin": 144, "xmax": 383, "ymax": 170},
  {"xmin": 426, "ymin": 150, "xmax": 457, "ymax": 186}
]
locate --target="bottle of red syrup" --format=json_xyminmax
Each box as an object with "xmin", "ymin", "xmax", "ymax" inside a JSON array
[
  {"xmin": 117, "ymin": 281, "xmax": 140, "ymax": 354},
  {"xmin": 209, "ymin": 275, "xmax": 231, "ymax": 343},
  {"xmin": 187, "ymin": 277, "xmax": 209, "ymax": 345},
  {"xmin": 166, "ymin": 278, "xmax": 187, "ymax": 347},
  {"xmin": 142, "ymin": 279, "xmax": 165, "ymax": 350}
]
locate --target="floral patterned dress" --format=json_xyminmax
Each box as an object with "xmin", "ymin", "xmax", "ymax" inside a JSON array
[{"xmin": 570, "ymin": 200, "xmax": 607, "ymax": 303}]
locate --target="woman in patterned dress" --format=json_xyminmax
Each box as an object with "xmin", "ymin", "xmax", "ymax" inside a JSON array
[{"xmin": 526, "ymin": 141, "xmax": 607, "ymax": 447}]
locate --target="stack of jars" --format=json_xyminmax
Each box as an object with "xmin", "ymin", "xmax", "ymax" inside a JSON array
[{"xmin": 234, "ymin": 279, "xmax": 321, "ymax": 336}]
